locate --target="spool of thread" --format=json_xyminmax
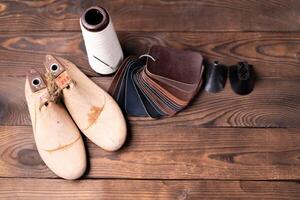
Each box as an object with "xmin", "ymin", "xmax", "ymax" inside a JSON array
[{"xmin": 80, "ymin": 6, "xmax": 123, "ymax": 74}]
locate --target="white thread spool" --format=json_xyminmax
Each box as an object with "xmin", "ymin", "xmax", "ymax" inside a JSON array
[{"xmin": 80, "ymin": 6, "xmax": 123, "ymax": 74}]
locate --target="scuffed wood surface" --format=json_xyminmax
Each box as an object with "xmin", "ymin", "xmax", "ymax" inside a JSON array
[
  {"xmin": 0, "ymin": 0, "xmax": 300, "ymax": 32},
  {"xmin": 1, "ymin": 178, "xmax": 300, "ymax": 200},
  {"xmin": 1, "ymin": 126, "xmax": 300, "ymax": 180},
  {"xmin": 0, "ymin": 32, "xmax": 299, "ymax": 78},
  {"xmin": 0, "ymin": 77, "xmax": 299, "ymax": 127},
  {"xmin": 0, "ymin": 0, "xmax": 300, "ymax": 199}
]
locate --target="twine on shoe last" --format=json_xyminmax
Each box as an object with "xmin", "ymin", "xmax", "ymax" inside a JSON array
[
  {"xmin": 44, "ymin": 72, "xmax": 63, "ymax": 103},
  {"xmin": 38, "ymin": 71, "xmax": 75, "ymax": 110}
]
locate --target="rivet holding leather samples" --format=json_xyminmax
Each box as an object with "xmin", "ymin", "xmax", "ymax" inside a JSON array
[{"xmin": 80, "ymin": 6, "xmax": 123, "ymax": 74}]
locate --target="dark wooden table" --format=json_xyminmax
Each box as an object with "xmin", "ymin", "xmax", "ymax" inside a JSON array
[{"xmin": 0, "ymin": 0, "xmax": 300, "ymax": 199}]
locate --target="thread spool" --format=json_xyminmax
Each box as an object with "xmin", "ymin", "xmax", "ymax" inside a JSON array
[{"xmin": 80, "ymin": 6, "xmax": 123, "ymax": 74}]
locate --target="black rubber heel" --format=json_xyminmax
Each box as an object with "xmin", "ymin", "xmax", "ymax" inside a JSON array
[
  {"xmin": 229, "ymin": 61, "xmax": 255, "ymax": 95},
  {"xmin": 204, "ymin": 61, "xmax": 228, "ymax": 93}
]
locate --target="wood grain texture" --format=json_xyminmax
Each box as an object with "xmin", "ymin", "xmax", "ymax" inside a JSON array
[
  {"xmin": 0, "ymin": 76, "xmax": 299, "ymax": 127},
  {"xmin": 1, "ymin": 1, "xmax": 300, "ymax": 198},
  {"xmin": 1, "ymin": 178, "xmax": 300, "ymax": 200},
  {"xmin": 0, "ymin": 0, "xmax": 300, "ymax": 32},
  {"xmin": 0, "ymin": 32, "xmax": 300, "ymax": 78},
  {"xmin": 1, "ymin": 126, "xmax": 300, "ymax": 180}
]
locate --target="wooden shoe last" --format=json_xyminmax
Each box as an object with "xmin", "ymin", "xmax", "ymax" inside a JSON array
[
  {"xmin": 25, "ymin": 69, "xmax": 86, "ymax": 180},
  {"xmin": 44, "ymin": 55, "xmax": 127, "ymax": 151}
]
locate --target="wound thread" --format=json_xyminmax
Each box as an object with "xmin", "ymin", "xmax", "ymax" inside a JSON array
[{"xmin": 80, "ymin": 6, "xmax": 123, "ymax": 74}]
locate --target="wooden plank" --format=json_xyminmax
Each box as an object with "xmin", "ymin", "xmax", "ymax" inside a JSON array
[
  {"xmin": 1, "ymin": 179, "xmax": 300, "ymax": 200},
  {"xmin": 0, "ymin": 32, "xmax": 300, "ymax": 78},
  {"xmin": 0, "ymin": 0, "xmax": 300, "ymax": 32},
  {"xmin": 0, "ymin": 77, "xmax": 299, "ymax": 127},
  {"xmin": 1, "ymin": 125, "xmax": 300, "ymax": 180}
]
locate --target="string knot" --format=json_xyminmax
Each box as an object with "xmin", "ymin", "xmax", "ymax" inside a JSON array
[{"xmin": 44, "ymin": 72, "xmax": 62, "ymax": 103}]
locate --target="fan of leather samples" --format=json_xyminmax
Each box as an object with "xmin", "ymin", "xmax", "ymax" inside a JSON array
[{"xmin": 108, "ymin": 45, "xmax": 204, "ymax": 118}]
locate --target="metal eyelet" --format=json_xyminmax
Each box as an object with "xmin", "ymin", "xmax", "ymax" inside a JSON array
[
  {"xmin": 213, "ymin": 60, "xmax": 219, "ymax": 66},
  {"xmin": 31, "ymin": 78, "xmax": 41, "ymax": 87},
  {"xmin": 50, "ymin": 63, "xmax": 59, "ymax": 73}
]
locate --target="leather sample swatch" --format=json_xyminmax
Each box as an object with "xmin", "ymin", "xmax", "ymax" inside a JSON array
[{"xmin": 109, "ymin": 45, "xmax": 204, "ymax": 118}]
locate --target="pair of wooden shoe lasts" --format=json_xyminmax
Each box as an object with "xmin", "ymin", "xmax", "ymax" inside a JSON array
[{"xmin": 25, "ymin": 55, "xmax": 127, "ymax": 180}]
